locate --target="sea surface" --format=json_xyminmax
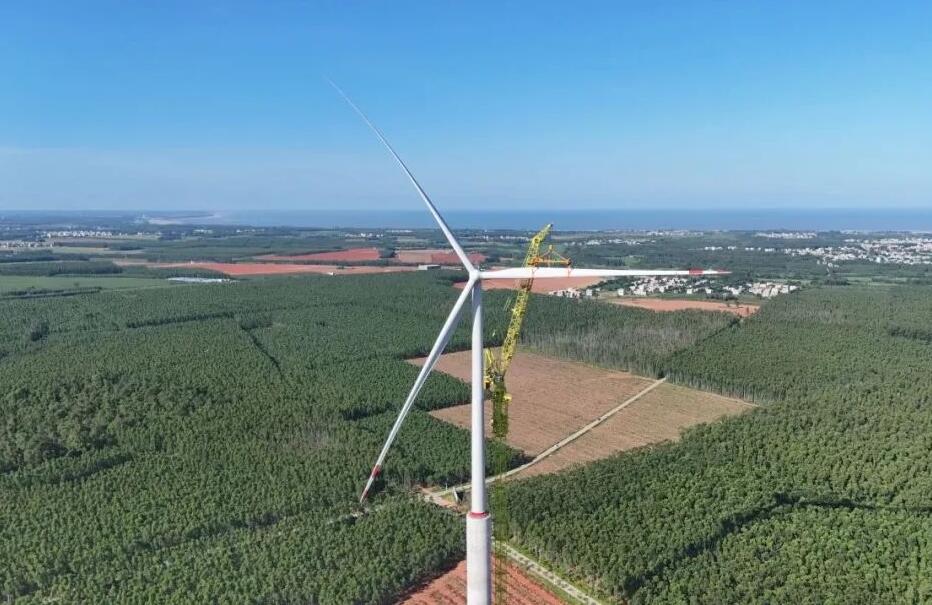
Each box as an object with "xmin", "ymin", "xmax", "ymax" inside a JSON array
[
  {"xmin": 5, "ymin": 208, "xmax": 931, "ymax": 232},
  {"xmin": 208, "ymin": 208, "xmax": 932, "ymax": 232}
]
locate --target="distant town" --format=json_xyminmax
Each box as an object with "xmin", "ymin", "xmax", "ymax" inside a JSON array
[
  {"xmin": 785, "ymin": 237, "xmax": 932, "ymax": 266},
  {"xmin": 550, "ymin": 277, "xmax": 798, "ymax": 300}
]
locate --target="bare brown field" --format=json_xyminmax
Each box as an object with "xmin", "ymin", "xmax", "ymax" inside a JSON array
[
  {"xmin": 155, "ymin": 262, "xmax": 416, "ymax": 277},
  {"xmin": 258, "ymin": 247, "xmax": 382, "ymax": 262},
  {"xmin": 516, "ymin": 382, "xmax": 754, "ymax": 478},
  {"xmin": 414, "ymin": 351, "xmax": 652, "ymax": 456},
  {"xmin": 396, "ymin": 248, "xmax": 487, "ymax": 265},
  {"xmin": 454, "ymin": 275, "xmax": 604, "ymax": 294},
  {"xmin": 610, "ymin": 296, "xmax": 759, "ymax": 317},
  {"xmin": 401, "ymin": 558, "xmax": 563, "ymax": 605}
]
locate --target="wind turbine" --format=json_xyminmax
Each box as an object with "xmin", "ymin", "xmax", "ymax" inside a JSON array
[{"xmin": 332, "ymin": 83, "xmax": 728, "ymax": 605}]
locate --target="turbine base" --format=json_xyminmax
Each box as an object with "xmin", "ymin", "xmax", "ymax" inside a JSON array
[{"xmin": 466, "ymin": 511, "xmax": 492, "ymax": 605}]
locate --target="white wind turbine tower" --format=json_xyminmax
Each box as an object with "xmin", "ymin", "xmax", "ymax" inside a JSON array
[{"xmin": 332, "ymin": 83, "xmax": 728, "ymax": 605}]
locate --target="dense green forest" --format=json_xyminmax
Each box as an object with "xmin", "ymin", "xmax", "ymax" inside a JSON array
[
  {"xmin": 562, "ymin": 233, "xmax": 932, "ymax": 283},
  {"xmin": 0, "ymin": 260, "xmax": 122, "ymax": 276},
  {"xmin": 565, "ymin": 238, "xmax": 825, "ymax": 280},
  {"xmin": 5, "ymin": 256, "xmax": 929, "ymax": 603},
  {"xmin": 518, "ymin": 295, "xmax": 736, "ymax": 376},
  {"xmin": 0, "ymin": 273, "xmax": 526, "ymax": 603},
  {"xmin": 506, "ymin": 285, "xmax": 932, "ymax": 603}
]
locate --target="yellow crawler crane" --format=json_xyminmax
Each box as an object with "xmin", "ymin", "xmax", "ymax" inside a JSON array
[
  {"xmin": 485, "ymin": 223, "xmax": 570, "ymax": 602},
  {"xmin": 484, "ymin": 223, "xmax": 571, "ymax": 436}
]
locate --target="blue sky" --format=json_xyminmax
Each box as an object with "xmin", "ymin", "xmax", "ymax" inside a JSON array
[{"xmin": 1, "ymin": 1, "xmax": 931, "ymax": 212}]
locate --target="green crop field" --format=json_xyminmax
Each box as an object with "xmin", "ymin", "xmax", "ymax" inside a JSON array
[{"xmin": 0, "ymin": 275, "xmax": 172, "ymax": 294}]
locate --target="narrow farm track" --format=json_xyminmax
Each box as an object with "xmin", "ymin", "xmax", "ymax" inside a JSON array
[
  {"xmin": 496, "ymin": 376, "xmax": 668, "ymax": 482},
  {"xmin": 495, "ymin": 541, "xmax": 608, "ymax": 605}
]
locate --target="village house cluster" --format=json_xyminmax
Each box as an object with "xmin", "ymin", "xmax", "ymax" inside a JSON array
[
  {"xmin": 702, "ymin": 245, "xmax": 778, "ymax": 252},
  {"xmin": 44, "ymin": 230, "xmax": 117, "ymax": 238},
  {"xmin": 581, "ymin": 237, "xmax": 650, "ymax": 246},
  {"xmin": 548, "ymin": 286, "xmax": 599, "ymax": 298},
  {"xmin": 613, "ymin": 276, "xmax": 798, "ymax": 299},
  {"xmin": 0, "ymin": 240, "xmax": 48, "ymax": 249},
  {"xmin": 755, "ymin": 231, "xmax": 817, "ymax": 239},
  {"xmin": 786, "ymin": 237, "xmax": 932, "ymax": 266},
  {"xmin": 745, "ymin": 282, "xmax": 798, "ymax": 297}
]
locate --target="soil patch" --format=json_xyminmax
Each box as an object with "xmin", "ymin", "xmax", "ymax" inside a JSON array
[
  {"xmin": 414, "ymin": 350, "xmax": 652, "ymax": 456},
  {"xmin": 396, "ymin": 248, "xmax": 486, "ymax": 265},
  {"xmin": 610, "ymin": 297, "xmax": 759, "ymax": 317},
  {"xmin": 516, "ymin": 382, "xmax": 754, "ymax": 478},
  {"xmin": 401, "ymin": 558, "xmax": 563, "ymax": 605},
  {"xmin": 454, "ymin": 276, "xmax": 605, "ymax": 294}
]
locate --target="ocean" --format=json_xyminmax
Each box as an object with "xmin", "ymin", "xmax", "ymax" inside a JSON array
[{"xmin": 207, "ymin": 208, "xmax": 932, "ymax": 232}]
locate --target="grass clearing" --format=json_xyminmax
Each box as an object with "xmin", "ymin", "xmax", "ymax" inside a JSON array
[{"xmin": 0, "ymin": 275, "xmax": 173, "ymax": 293}]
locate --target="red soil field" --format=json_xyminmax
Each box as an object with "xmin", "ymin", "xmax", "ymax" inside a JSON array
[
  {"xmin": 414, "ymin": 350, "xmax": 651, "ymax": 456},
  {"xmin": 396, "ymin": 248, "xmax": 487, "ymax": 265},
  {"xmin": 401, "ymin": 559, "xmax": 563, "ymax": 605},
  {"xmin": 156, "ymin": 262, "xmax": 415, "ymax": 277},
  {"xmin": 610, "ymin": 296, "xmax": 759, "ymax": 317},
  {"xmin": 258, "ymin": 247, "xmax": 382, "ymax": 262},
  {"xmin": 454, "ymin": 276, "xmax": 605, "ymax": 294}
]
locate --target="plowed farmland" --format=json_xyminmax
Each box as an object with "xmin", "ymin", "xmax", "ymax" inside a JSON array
[
  {"xmin": 396, "ymin": 248, "xmax": 487, "ymax": 265},
  {"xmin": 401, "ymin": 559, "xmax": 563, "ymax": 605},
  {"xmin": 516, "ymin": 382, "xmax": 754, "ymax": 478},
  {"xmin": 416, "ymin": 351, "xmax": 753, "ymax": 476},
  {"xmin": 610, "ymin": 296, "xmax": 759, "ymax": 317},
  {"xmin": 414, "ymin": 350, "xmax": 652, "ymax": 455},
  {"xmin": 258, "ymin": 247, "xmax": 382, "ymax": 262},
  {"xmin": 456, "ymin": 275, "xmax": 605, "ymax": 294}
]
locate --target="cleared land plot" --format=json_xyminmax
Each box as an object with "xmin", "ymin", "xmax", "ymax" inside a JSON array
[
  {"xmin": 45, "ymin": 246, "xmax": 142, "ymax": 255},
  {"xmin": 414, "ymin": 351, "xmax": 652, "ymax": 456},
  {"xmin": 610, "ymin": 296, "xmax": 759, "ymax": 317},
  {"xmin": 516, "ymin": 382, "xmax": 754, "ymax": 478},
  {"xmin": 396, "ymin": 248, "xmax": 487, "ymax": 265},
  {"xmin": 155, "ymin": 262, "xmax": 416, "ymax": 277},
  {"xmin": 402, "ymin": 558, "xmax": 563, "ymax": 605},
  {"xmin": 258, "ymin": 247, "xmax": 382, "ymax": 262},
  {"xmin": 455, "ymin": 275, "xmax": 604, "ymax": 294}
]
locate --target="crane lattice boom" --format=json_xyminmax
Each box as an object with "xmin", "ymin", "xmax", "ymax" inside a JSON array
[{"xmin": 485, "ymin": 223, "xmax": 564, "ymax": 438}]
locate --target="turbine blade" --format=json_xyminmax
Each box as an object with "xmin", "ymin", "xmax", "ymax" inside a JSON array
[
  {"xmin": 480, "ymin": 267, "xmax": 730, "ymax": 279},
  {"xmin": 359, "ymin": 274, "xmax": 478, "ymax": 502},
  {"xmin": 329, "ymin": 79, "xmax": 475, "ymax": 271}
]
